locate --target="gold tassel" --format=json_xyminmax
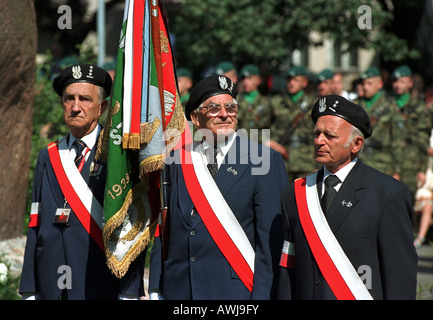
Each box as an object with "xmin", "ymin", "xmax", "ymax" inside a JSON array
[
  {"xmin": 128, "ymin": 133, "xmax": 141, "ymax": 149},
  {"xmin": 122, "ymin": 133, "xmax": 130, "ymax": 149}
]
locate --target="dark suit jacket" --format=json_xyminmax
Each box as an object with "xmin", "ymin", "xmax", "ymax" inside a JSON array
[
  {"xmin": 20, "ymin": 131, "xmax": 145, "ymax": 300},
  {"xmin": 149, "ymin": 133, "xmax": 289, "ymax": 299},
  {"xmin": 278, "ymin": 159, "xmax": 418, "ymax": 300}
]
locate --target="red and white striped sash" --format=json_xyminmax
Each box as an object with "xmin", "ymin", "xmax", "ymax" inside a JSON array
[
  {"xmin": 294, "ymin": 173, "xmax": 373, "ymax": 300},
  {"xmin": 48, "ymin": 137, "xmax": 105, "ymax": 251},
  {"xmin": 180, "ymin": 143, "xmax": 255, "ymax": 292}
]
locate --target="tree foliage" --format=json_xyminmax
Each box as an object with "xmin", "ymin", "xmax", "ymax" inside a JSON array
[{"xmin": 170, "ymin": 0, "xmax": 421, "ymax": 75}]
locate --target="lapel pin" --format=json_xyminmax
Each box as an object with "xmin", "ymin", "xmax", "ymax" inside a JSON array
[
  {"xmin": 227, "ymin": 167, "xmax": 238, "ymax": 175},
  {"xmin": 341, "ymin": 200, "xmax": 353, "ymax": 207}
]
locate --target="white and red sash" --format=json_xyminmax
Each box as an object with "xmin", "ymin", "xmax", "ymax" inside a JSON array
[
  {"xmin": 180, "ymin": 143, "xmax": 255, "ymax": 292},
  {"xmin": 294, "ymin": 173, "xmax": 373, "ymax": 300},
  {"xmin": 48, "ymin": 137, "xmax": 105, "ymax": 251}
]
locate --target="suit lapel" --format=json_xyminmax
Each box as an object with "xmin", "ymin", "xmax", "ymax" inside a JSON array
[{"xmin": 214, "ymin": 134, "xmax": 250, "ymax": 196}]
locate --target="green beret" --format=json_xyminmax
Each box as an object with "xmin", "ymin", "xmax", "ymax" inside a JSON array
[
  {"xmin": 240, "ymin": 64, "xmax": 260, "ymax": 77},
  {"xmin": 317, "ymin": 69, "xmax": 334, "ymax": 82},
  {"xmin": 102, "ymin": 61, "xmax": 116, "ymax": 71},
  {"xmin": 185, "ymin": 75, "xmax": 238, "ymax": 120},
  {"xmin": 53, "ymin": 64, "xmax": 112, "ymax": 96},
  {"xmin": 360, "ymin": 67, "xmax": 380, "ymax": 79},
  {"xmin": 287, "ymin": 65, "xmax": 307, "ymax": 77},
  {"xmin": 391, "ymin": 65, "xmax": 412, "ymax": 80},
  {"xmin": 311, "ymin": 95, "xmax": 372, "ymax": 138},
  {"xmin": 177, "ymin": 67, "xmax": 192, "ymax": 78},
  {"xmin": 215, "ymin": 61, "xmax": 236, "ymax": 75}
]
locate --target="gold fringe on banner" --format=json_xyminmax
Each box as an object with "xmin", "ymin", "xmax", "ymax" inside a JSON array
[
  {"xmin": 93, "ymin": 128, "xmax": 105, "ymax": 162},
  {"xmin": 139, "ymin": 154, "xmax": 164, "ymax": 179},
  {"xmin": 104, "ymin": 180, "xmax": 158, "ymax": 279}
]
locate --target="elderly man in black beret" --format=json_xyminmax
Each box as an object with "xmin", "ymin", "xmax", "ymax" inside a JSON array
[
  {"xmin": 20, "ymin": 64, "xmax": 146, "ymax": 300},
  {"xmin": 277, "ymin": 95, "xmax": 417, "ymax": 300},
  {"xmin": 148, "ymin": 75, "xmax": 289, "ymax": 300}
]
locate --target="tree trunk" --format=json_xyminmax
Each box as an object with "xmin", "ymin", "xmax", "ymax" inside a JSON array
[{"xmin": 0, "ymin": 0, "xmax": 37, "ymax": 240}]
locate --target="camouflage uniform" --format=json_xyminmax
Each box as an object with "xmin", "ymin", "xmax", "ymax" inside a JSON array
[
  {"xmin": 392, "ymin": 94, "xmax": 431, "ymax": 196},
  {"xmin": 236, "ymin": 64, "xmax": 272, "ymax": 143},
  {"xmin": 270, "ymin": 91, "xmax": 318, "ymax": 182},
  {"xmin": 236, "ymin": 91, "xmax": 273, "ymax": 143},
  {"xmin": 355, "ymin": 92, "xmax": 399, "ymax": 176}
]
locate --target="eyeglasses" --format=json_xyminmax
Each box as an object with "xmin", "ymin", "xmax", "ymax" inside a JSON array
[{"xmin": 197, "ymin": 103, "xmax": 238, "ymax": 117}]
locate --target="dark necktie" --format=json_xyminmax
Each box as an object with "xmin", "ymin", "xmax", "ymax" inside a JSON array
[
  {"xmin": 207, "ymin": 147, "xmax": 219, "ymax": 178},
  {"xmin": 322, "ymin": 175, "xmax": 340, "ymax": 215},
  {"xmin": 73, "ymin": 139, "xmax": 87, "ymax": 169}
]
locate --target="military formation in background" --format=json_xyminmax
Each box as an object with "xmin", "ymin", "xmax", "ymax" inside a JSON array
[
  {"xmin": 177, "ymin": 62, "xmax": 433, "ymax": 247},
  {"xmin": 179, "ymin": 63, "xmax": 433, "ymax": 196}
]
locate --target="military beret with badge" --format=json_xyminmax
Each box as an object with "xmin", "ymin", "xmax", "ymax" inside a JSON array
[
  {"xmin": 391, "ymin": 65, "xmax": 412, "ymax": 80},
  {"xmin": 215, "ymin": 61, "xmax": 236, "ymax": 76},
  {"xmin": 360, "ymin": 66, "xmax": 381, "ymax": 79},
  {"xmin": 177, "ymin": 67, "xmax": 193, "ymax": 79},
  {"xmin": 287, "ymin": 65, "xmax": 307, "ymax": 78},
  {"xmin": 311, "ymin": 94, "xmax": 373, "ymax": 138},
  {"xmin": 185, "ymin": 75, "xmax": 238, "ymax": 120},
  {"xmin": 239, "ymin": 64, "xmax": 260, "ymax": 78},
  {"xmin": 317, "ymin": 69, "xmax": 334, "ymax": 82},
  {"xmin": 53, "ymin": 64, "xmax": 113, "ymax": 97}
]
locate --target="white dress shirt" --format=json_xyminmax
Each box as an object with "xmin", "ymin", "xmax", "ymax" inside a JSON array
[{"xmin": 321, "ymin": 158, "xmax": 357, "ymax": 197}]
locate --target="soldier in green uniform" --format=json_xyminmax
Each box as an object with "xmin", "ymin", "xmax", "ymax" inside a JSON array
[
  {"xmin": 215, "ymin": 61, "xmax": 238, "ymax": 85},
  {"xmin": 354, "ymin": 67, "xmax": 399, "ymax": 176},
  {"xmin": 391, "ymin": 65, "xmax": 431, "ymax": 198},
  {"xmin": 317, "ymin": 69, "xmax": 335, "ymax": 97},
  {"xmin": 268, "ymin": 66, "xmax": 318, "ymax": 182},
  {"xmin": 177, "ymin": 67, "xmax": 193, "ymax": 107},
  {"xmin": 236, "ymin": 64, "xmax": 272, "ymax": 142}
]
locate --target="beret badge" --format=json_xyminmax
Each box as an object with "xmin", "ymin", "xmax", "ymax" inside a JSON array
[
  {"xmin": 318, "ymin": 97, "xmax": 327, "ymax": 113},
  {"xmin": 218, "ymin": 76, "xmax": 228, "ymax": 90},
  {"xmin": 311, "ymin": 94, "xmax": 373, "ymax": 138},
  {"xmin": 72, "ymin": 65, "xmax": 82, "ymax": 79}
]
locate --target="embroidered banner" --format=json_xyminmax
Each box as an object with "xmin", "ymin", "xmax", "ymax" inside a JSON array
[{"xmin": 102, "ymin": 0, "xmax": 184, "ymax": 278}]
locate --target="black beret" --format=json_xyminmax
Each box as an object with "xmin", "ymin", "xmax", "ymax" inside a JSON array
[
  {"xmin": 185, "ymin": 75, "xmax": 238, "ymax": 120},
  {"xmin": 311, "ymin": 95, "xmax": 372, "ymax": 138},
  {"xmin": 53, "ymin": 64, "xmax": 113, "ymax": 96}
]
